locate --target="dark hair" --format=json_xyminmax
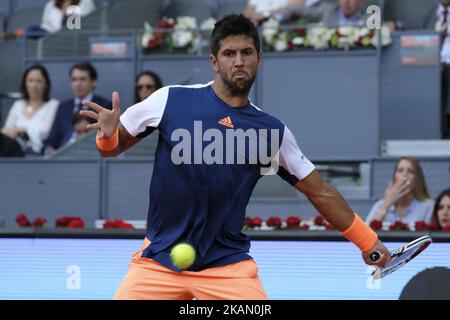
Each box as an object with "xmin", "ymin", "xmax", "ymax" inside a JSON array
[
  {"xmin": 210, "ymin": 14, "xmax": 260, "ymax": 57},
  {"xmin": 134, "ymin": 71, "xmax": 163, "ymax": 103},
  {"xmin": 69, "ymin": 62, "xmax": 98, "ymax": 81},
  {"xmin": 55, "ymin": 0, "xmax": 80, "ymax": 10},
  {"xmin": 20, "ymin": 64, "xmax": 51, "ymax": 102},
  {"xmin": 431, "ymin": 189, "xmax": 450, "ymax": 229}
]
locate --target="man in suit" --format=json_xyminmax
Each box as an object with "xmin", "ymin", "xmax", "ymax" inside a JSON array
[
  {"xmin": 43, "ymin": 62, "xmax": 111, "ymax": 155},
  {"xmin": 424, "ymin": 0, "xmax": 442, "ymax": 31},
  {"xmin": 425, "ymin": 0, "xmax": 450, "ymax": 138}
]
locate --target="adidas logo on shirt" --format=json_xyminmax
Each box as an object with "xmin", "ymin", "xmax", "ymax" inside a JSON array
[{"xmin": 218, "ymin": 116, "xmax": 234, "ymax": 128}]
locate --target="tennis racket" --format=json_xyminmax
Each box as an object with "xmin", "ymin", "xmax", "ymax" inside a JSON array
[{"xmin": 370, "ymin": 235, "xmax": 432, "ymax": 279}]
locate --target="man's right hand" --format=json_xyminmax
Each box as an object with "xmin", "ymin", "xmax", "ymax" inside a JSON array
[
  {"xmin": 362, "ymin": 239, "xmax": 391, "ymax": 268},
  {"xmin": 80, "ymin": 91, "xmax": 121, "ymax": 139}
]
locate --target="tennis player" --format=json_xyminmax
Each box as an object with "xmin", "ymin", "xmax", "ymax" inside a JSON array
[{"xmin": 81, "ymin": 14, "xmax": 391, "ymax": 300}]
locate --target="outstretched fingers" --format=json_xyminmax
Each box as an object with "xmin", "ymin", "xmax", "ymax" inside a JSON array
[
  {"xmin": 112, "ymin": 91, "xmax": 121, "ymax": 113},
  {"xmin": 83, "ymin": 100, "xmax": 104, "ymax": 113},
  {"xmin": 86, "ymin": 123, "xmax": 100, "ymax": 131},
  {"xmin": 79, "ymin": 110, "xmax": 99, "ymax": 121}
]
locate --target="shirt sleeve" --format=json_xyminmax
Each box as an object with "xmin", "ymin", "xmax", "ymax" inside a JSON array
[
  {"xmin": 3, "ymin": 101, "xmax": 20, "ymax": 129},
  {"xmin": 40, "ymin": 1, "xmax": 63, "ymax": 33},
  {"xmin": 80, "ymin": 0, "xmax": 96, "ymax": 16},
  {"xmin": 276, "ymin": 125, "xmax": 315, "ymax": 185},
  {"xmin": 120, "ymin": 86, "xmax": 169, "ymax": 137}
]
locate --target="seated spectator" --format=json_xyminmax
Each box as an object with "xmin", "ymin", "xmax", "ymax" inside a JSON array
[
  {"xmin": 431, "ymin": 189, "xmax": 450, "ymax": 230},
  {"xmin": 0, "ymin": 132, "xmax": 25, "ymax": 157},
  {"xmin": 244, "ymin": 0, "xmax": 312, "ymax": 26},
  {"xmin": 38, "ymin": 0, "xmax": 96, "ymax": 35},
  {"xmin": 271, "ymin": 0, "xmax": 368, "ymax": 27},
  {"xmin": 0, "ymin": 0, "xmax": 96, "ymax": 40},
  {"xmin": 365, "ymin": 157, "xmax": 434, "ymax": 224},
  {"xmin": 134, "ymin": 71, "xmax": 163, "ymax": 104},
  {"xmin": 43, "ymin": 62, "xmax": 111, "ymax": 155},
  {"xmin": 1, "ymin": 65, "xmax": 58, "ymax": 154}
]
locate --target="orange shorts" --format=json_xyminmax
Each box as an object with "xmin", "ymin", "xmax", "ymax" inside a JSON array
[{"xmin": 113, "ymin": 238, "xmax": 268, "ymax": 300}]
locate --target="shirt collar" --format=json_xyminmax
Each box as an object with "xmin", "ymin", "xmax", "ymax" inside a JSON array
[
  {"xmin": 338, "ymin": 10, "xmax": 361, "ymax": 26},
  {"xmin": 75, "ymin": 93, "xmax": 94, "ymax": 106}
]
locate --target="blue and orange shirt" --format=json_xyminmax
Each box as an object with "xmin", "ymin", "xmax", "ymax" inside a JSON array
[{"xmin": 120, "ymin": 82, "xmax": 315, "ymax": 272}]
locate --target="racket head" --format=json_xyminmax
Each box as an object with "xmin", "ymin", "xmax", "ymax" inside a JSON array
[{"xmin": 372, "ymin": 235, "xmax": 432, "ymax": 280}]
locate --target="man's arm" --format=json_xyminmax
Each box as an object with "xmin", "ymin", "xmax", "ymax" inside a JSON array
[
  {"xmin": 97, "ymin": 122, "xmax": 141, "ymax": 157},
  {"xmin": 293, "ymin": 170, "xmax": 391, "ymax": 267},
  {"xmin": 81, "ymin": 91, "xmax": 140, "ymax": 158},
  {"xmin": 294, "ymin": 170, "xmax": 354, "ymax": 231},
  {"xmin": 81, "ymin": 88, "xmax": 166, "ymax": 158},
  {"xmin": 276, "ymin": 125, "xmax": 390, "ymax": 267}
]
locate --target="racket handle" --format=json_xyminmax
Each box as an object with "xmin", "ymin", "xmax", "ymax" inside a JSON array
[{"xmin": 369, "ymin": 251, "xmax": 381, "ymax": 262}]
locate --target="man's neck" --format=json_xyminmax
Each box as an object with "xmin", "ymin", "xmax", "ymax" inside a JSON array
[
  {"xmin": 76, "ymin": 92, "xmax": 93, "ymax": 102},
  {"xmin": 212, "ymin": 80, "xmax": 249, "ymax": 108}
]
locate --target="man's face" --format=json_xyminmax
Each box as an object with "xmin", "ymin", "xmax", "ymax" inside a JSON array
[
  {"xmin": 441, "ymin": 0, "xmax": 450, "ymax": 7},
  {"xmin": 70, "ymin": 68, "xmax": 96, "ymax": 99},
  {"xmin": 339, "ymin": 0, "xmax": 363, "ymax": 18},
  {"xmin": 210, "ymin": 35, "xmax": 261, "ymax": 96}
]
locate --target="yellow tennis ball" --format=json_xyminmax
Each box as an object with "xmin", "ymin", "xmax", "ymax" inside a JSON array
[{"xmin": 170, "ymin": 243, "xmax": 196, "ymax": 269}]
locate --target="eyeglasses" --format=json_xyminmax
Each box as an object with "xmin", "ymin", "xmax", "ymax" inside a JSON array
[{"xmin": 137, "ymin": 84, "xmax": 156, "ymax": 90}]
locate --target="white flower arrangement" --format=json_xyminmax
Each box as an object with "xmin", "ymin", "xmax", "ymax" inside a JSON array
[
  {"xmin": 261, "ymin": 21, "xmax": 392, "ymax": 52},
  {"xmin": 261, "ymin": 18, "xmax": 294, "ymax": 52},
  {"xmin": 141, "ymin": 22, "xmax": 156, "ymax": 49},
  {"xmin": 306, "ymin": 26, "xmax": 335, "ymax": 50},
  {"xmin": 200, "ymin": 17, "xmax": 216, "ymax": 31},
  {"xmin": 171, "ymin": 16, "xmax": 217, "ymax": 53},
  {"xmin": 171, "ymin": 16, "xmax": 198, "ymax": 49},
  {"xmin": 371, "ymin": 26, "xmax": 393, "ymax": 47},
  {"xmin": 334, "ymin": 26, "xmax": 361, "ymax": 50},
  {"xmin": 143, "ymin": 16, "xmax": 393, "ymax": 54}
]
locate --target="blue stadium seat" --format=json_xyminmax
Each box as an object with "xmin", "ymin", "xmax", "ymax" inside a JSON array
[
  {"xmin": 163, "ymin": 0, "xmax": 214, "ymax": 24},
  {"xmin": 383, "ymin": 0, "xmax": 436, "ymax": 30},
  {"xmin": 6, "ymin": 7, "xmax": 42, "ymax": 33}
]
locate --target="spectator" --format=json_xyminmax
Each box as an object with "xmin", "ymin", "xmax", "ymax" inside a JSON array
[
  {"xmin": 365, "ymin": 157, "xmax": 434, "ymax": 224},
  {"xmin": 431, "ymin": 189, "xmax": 450, "ymax": 230},
  {"xmin": 134, "ymin": 71, "xmax": 163, "ymax": 104},
  {"xmin": 272, "ymin": 0, "xmax": 368, "ymax": 27},
  {"xmin": 43, "ymin": 62, "xmax": 111, "ymax": 155},
  {"xmin": 1, "ymin": 0, "xmax": 97, "ymax": 40},
  {"xmin": 244, "ymin": 0, "xmax": 312, "ymax": 26},
  {"xmin": 1, "ymin": 65, "xmax": 58, "ymax": 154},
  {"xmin": 40, "ymin": 0, "xmax": 95, "ymax": 34},
  {"xmin": 427, "ymin": 0, "xmax": 450, "ymax": 138}
]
